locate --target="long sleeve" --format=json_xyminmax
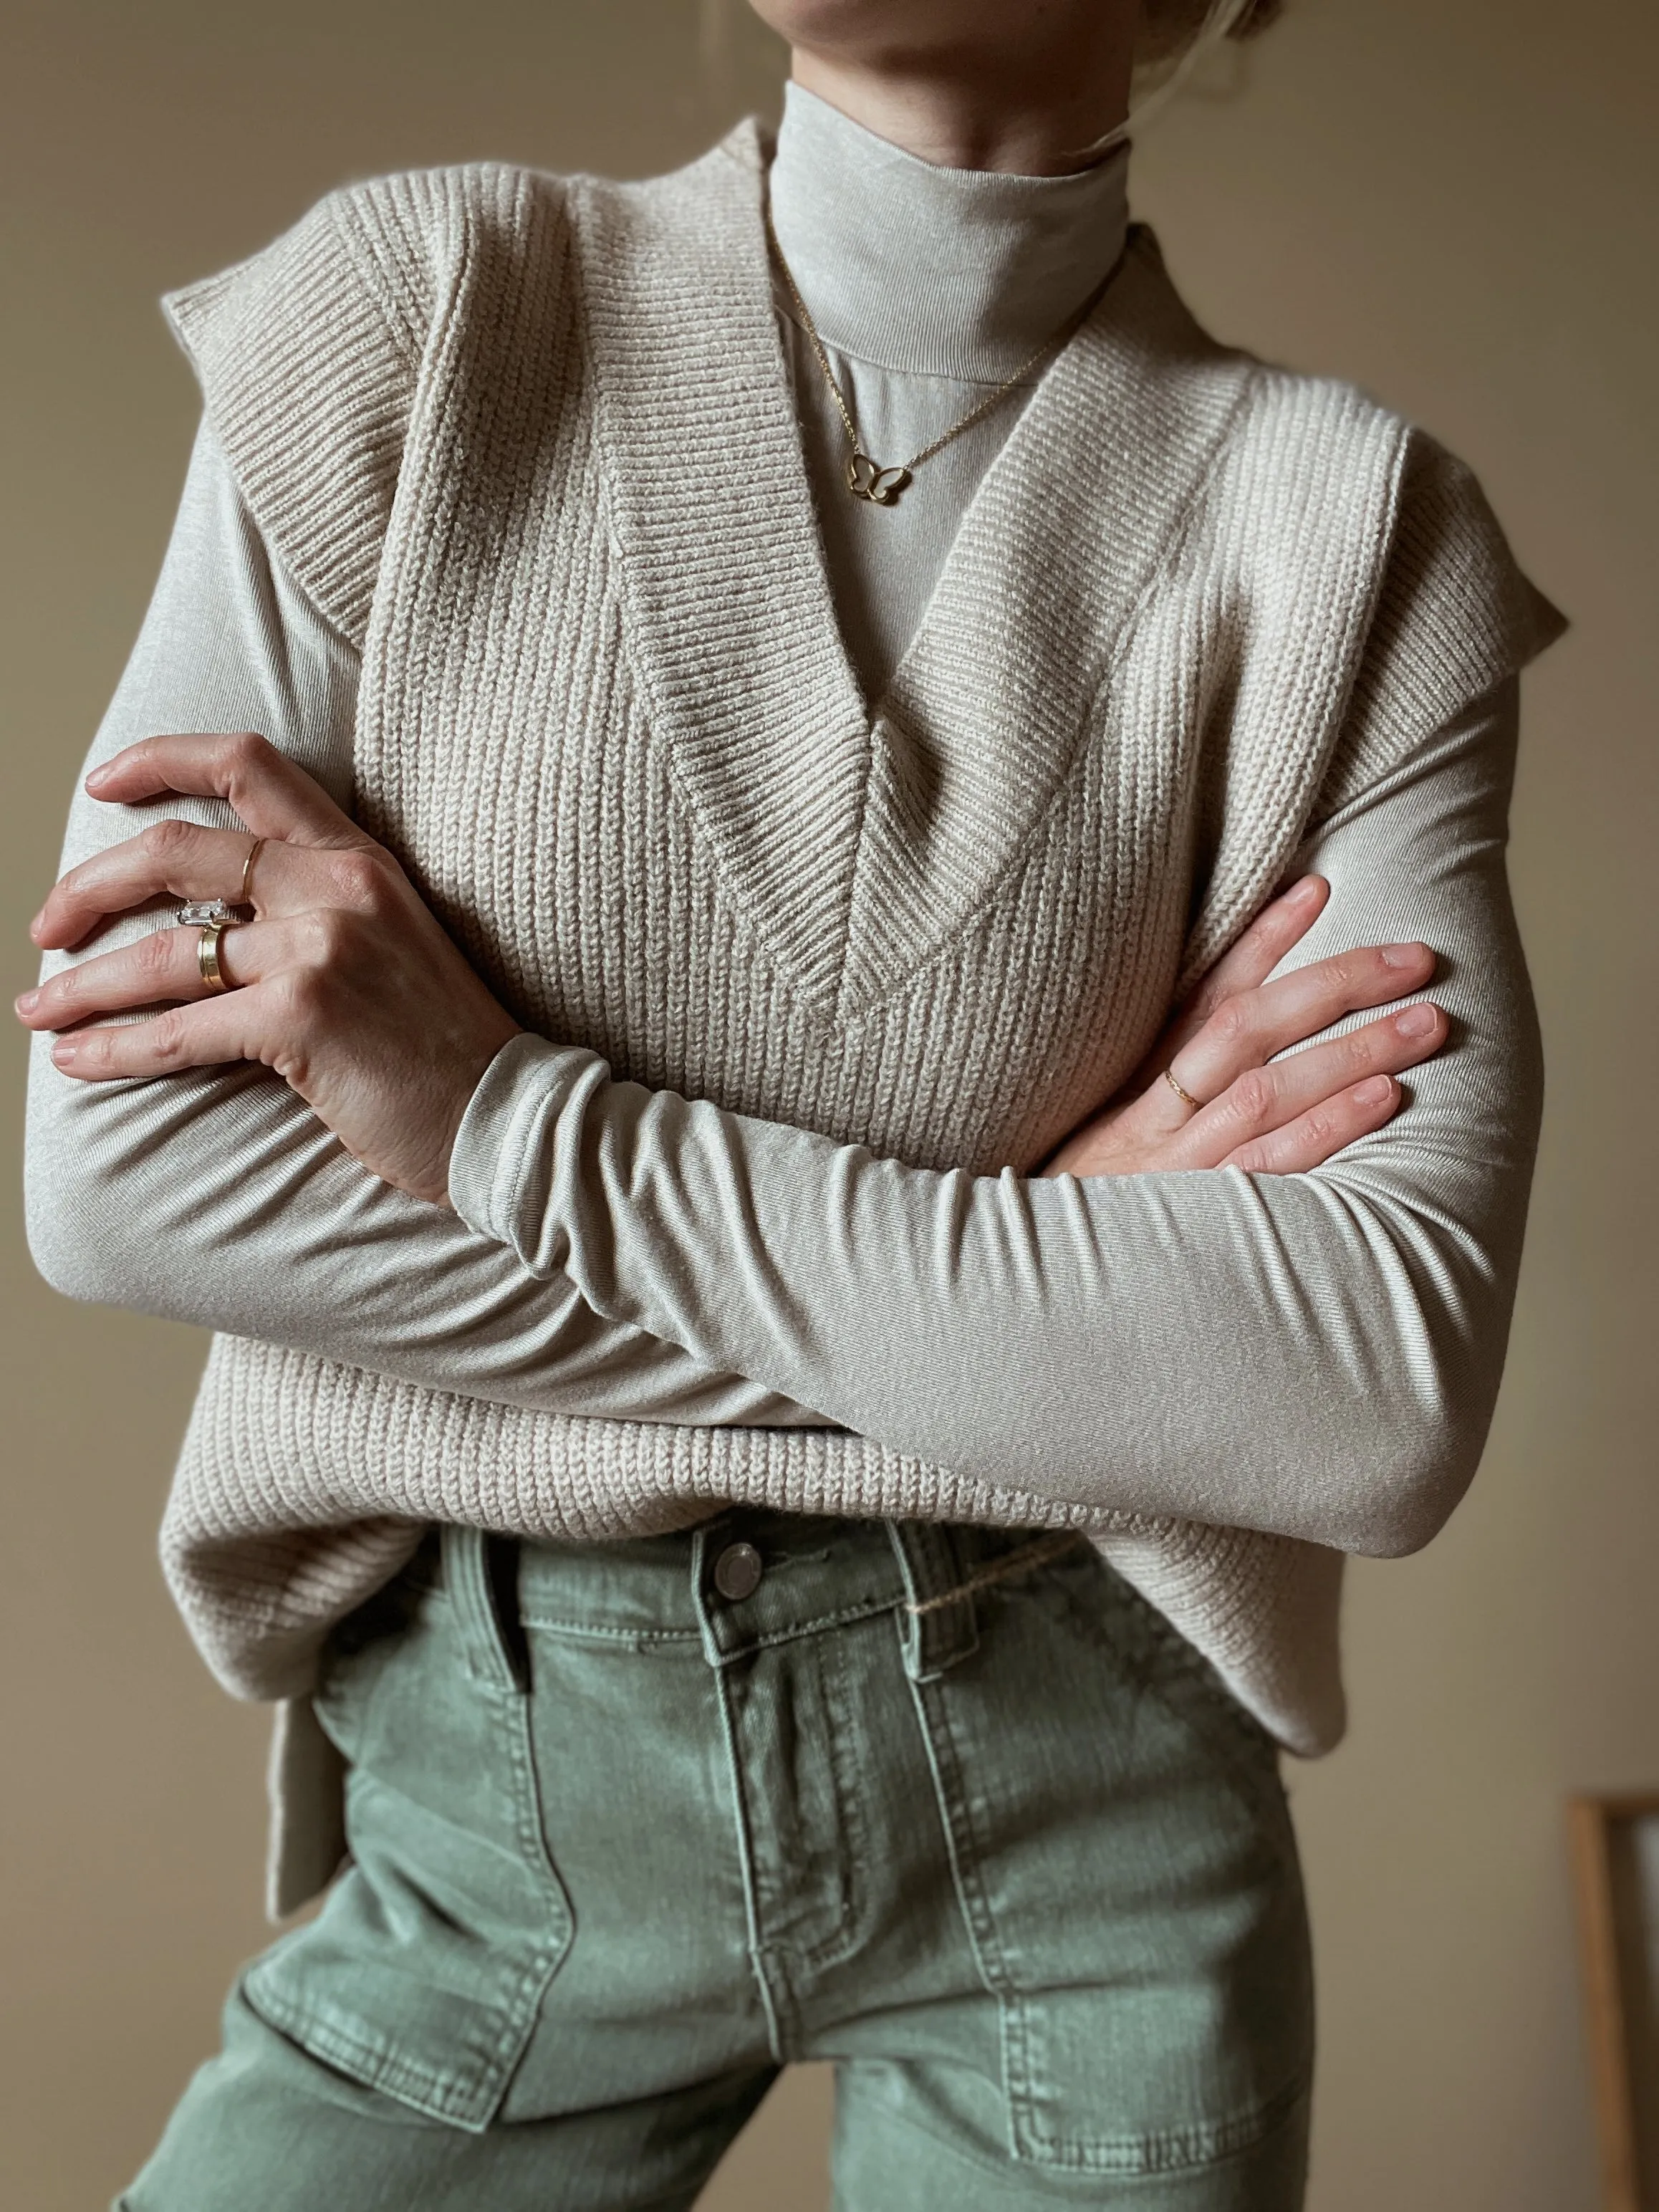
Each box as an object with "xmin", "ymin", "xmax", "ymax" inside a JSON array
[
  {"xmin": 22, "ymin": 421, "xmax": 821, "ymax": 1432},
  {"xmin": 451, "ymin": 676, "xmax": 1542, "ymax": 1559}
]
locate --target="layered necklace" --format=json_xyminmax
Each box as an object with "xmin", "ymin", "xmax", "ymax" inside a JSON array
[{"xmin": 765, "ymin": 203, "xmax": 1116, "ymax": 508}]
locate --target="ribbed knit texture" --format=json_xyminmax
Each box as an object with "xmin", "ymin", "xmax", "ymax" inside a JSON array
[{"xmin": 153, "ymin": 123, "xmax": 1560, "ymax": 1905}]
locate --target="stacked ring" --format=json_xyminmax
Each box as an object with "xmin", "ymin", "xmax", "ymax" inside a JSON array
[
  {"xmin": 177, "ymin": 900, "xmax": 241, "ymax": 995},
  {"xmin": 196, "ymin": 919, "xmax": 233, "ymax": 994},
  {"xmin": 239, "ymin": 836, "xmax": 266, "ymax": 910},
  {"xmin": 175, "ymin": 838, "xmax": 264, "ymax": 996}
]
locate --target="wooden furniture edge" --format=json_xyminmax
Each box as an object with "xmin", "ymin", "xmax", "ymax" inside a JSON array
[{"xmin": 1569, "ymin": 1792, "xmax": 1659, "ymax": 2212}]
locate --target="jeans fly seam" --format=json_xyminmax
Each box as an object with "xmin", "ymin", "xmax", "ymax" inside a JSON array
[
  {"xmin": 784, "ymin": 1627, "xmax": 870, "ymax": 1974},
  {"xmin": 709, "ymin": 1655, "xmax": 793, "ymax": 2066}
]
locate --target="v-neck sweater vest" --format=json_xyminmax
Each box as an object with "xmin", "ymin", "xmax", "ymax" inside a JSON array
[{"xmin": 154, "ymin": 124, "xmax": 1557, "ymax": 1904}]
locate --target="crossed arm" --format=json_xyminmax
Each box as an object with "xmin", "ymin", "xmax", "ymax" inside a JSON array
[{"xmin": 21, "ymin": 425, "xmax": 1541, "ymax": 1554}]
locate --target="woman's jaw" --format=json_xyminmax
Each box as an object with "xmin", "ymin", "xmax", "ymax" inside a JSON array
[{"xmin": 743, "ymin": 0, "xmax": 1140, "ymax": 175}]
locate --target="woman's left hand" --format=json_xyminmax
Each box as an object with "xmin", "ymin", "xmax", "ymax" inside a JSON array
[{"xmin": 16, "ymin": 732, "xmax": 522, "ymax": 1205}]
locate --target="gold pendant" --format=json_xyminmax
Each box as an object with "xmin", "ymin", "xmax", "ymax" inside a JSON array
[{"xmin": 846, "ymin": 452, "xmax": 913, "ymax": 506}]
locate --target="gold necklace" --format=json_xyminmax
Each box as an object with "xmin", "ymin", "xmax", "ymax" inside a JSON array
[{"xmin": 765, "ymin": 205, "xmax": 1113, "ymax": 508}]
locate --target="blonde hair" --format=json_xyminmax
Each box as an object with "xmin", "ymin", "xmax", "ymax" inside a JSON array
[
  {"xmin": 1140, "ymin": 0, "xmax": 1281, "ymax": 66},
  {"xmin": 1061, "ymin": 0, "xmax": 1280, "ymax": 158}
]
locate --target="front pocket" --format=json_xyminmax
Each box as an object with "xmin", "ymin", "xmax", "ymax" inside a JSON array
[
  {"xmin": 245, "ymin": 1577, "xmax": 574, "ymax": 2132},
  {"xmin": 909, "ymin": 1552, "xmax": 1313, "ymax": 2175}
]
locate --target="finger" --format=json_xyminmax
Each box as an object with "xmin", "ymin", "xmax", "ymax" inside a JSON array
[
  {"xmin": 32, "ymin": 821, "xmax": 289, "ymax": 950},
  {"xmin": 45, "ymin": 984, "xmax": 281, "ymax": 1082},
  {"xmin": 1171, "ymin": 1001, "xmax": 1447, "ymax": 1168},
  {"xmin": 83, "ymin": 731, "xmax": 361, "ymax": 847},
  {"xmin": 16, "ymin": 917, "xmax": 292, "ymax": 1027},
  {"xmin": 1221, "ymin": 1075, "xmax": 1403, "ymax": 1175},
  {"xmin": 1169, "ymin": 940, "xmax": 1438, "ymax": 1104},
  {"xmin": 1160, "ymin": 876, "xmax": 1330, "ymax": 1054}
]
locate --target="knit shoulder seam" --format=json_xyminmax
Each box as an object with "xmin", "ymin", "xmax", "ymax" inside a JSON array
[{"xmin": 322, "ymin": 188, "xmax": 428, "ymax": 375}]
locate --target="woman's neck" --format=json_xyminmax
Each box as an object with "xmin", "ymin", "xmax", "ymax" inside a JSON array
[{"xmin": 786, "ymin": 29, "xmax": 1133, "ymax": 177}]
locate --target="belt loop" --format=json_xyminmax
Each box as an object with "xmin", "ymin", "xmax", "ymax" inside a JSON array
[
  {"xmin": 443, "ymin": 1524, "xmax": 528, "ymax": 1694},
  {"xmin": 885, "ymin": 1521, "xmax": 980, "ymax": 1683}
]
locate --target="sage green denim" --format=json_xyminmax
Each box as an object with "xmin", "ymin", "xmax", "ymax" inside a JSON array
[{"xmin": 122, "ymin": 1511, "xmax": 1313, "ymax": 2209}]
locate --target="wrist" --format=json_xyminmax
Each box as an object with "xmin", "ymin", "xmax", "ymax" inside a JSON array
[{"xmin": 447, "ymin": 1032, "xmax": 603, "ymax": 1237}]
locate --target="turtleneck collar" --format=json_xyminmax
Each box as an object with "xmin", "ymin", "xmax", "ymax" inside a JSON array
[{"xmin": 767, "ymin": 82, "xmax": 1131, "ymax": 385}]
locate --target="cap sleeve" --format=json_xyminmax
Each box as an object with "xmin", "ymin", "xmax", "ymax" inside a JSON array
[
  {"xmin": 162, "ymin": 179, "xmax": 436, "ymax": 647},
  {"xmin": 1319, "ymin": 430, "xmax": 1567, "ymax": 811}
]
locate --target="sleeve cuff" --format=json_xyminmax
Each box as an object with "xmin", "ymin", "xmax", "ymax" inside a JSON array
[{"xmin": 448, "ymin": 1032, "xmax": 600, "ymax": 1249}]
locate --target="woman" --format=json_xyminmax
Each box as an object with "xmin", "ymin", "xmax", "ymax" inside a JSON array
[{"xmin": 20, "ymin": 0, "xmax": 1559, "ymax": 2203}]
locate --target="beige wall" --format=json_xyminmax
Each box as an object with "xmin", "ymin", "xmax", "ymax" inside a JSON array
[{"xmin": 1, "ymin": 2, "xmax": 1653, "ymax": 2206}]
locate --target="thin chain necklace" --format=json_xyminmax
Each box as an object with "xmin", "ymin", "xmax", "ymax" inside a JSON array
[{"xmin": 765, "ymin": 203, "xmax": 1115, "ymax": 508}]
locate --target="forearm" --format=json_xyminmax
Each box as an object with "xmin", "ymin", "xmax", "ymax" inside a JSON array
[
  {"xmin": 452, "ymin": 683, "xmax": 1540, "ymax": 1554},
  {"xmin": 26, "ymin": 1039, "xmax": 820, "ymax": 1425},
  {"xmin": 24, "ymin": 423, "xmax": 819, "ymax": 1430}
]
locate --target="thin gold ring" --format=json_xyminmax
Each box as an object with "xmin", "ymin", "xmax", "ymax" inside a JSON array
[
  {"xmin": 239, "ymin": 835, "xmax": 266, "ymax": 911},
  {"xmin": 197, "ymin": 918, "xmax": 235, "ymax": 994},
  {"xmin": 1163, "ymin": 1066, "xmax": 1202, "ymax": 1112}
]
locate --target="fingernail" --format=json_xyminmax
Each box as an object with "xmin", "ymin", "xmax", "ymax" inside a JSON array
[
  {"xmin": 50, "ymin": 1038, "xmax": 77, "ymax": 1066},
  {"xmin": 15, "ymin": 989, "xmax": 37, "ymax": 1015},
  {"xmin": 1290, "ymin": 875, "xmax": 1323, "ymax": 903},
  {"xmin": 1380, "ymin": 942, "xmax": 1428, "ymax": 968},
  {"xmin": 1395, "ymin": 1003, "xmax": 1438, "ymax": 1037},
  {"xmin": 1354, "ymin": 1075, "xmax": 1395, "ymax": 1105},
  {"xmin": 85, "ymin": 764, "xmax": 110, "ymax": 789}
]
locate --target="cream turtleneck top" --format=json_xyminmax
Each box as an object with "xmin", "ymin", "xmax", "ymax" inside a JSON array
[{"xmin": 769, "ymin": 84, "xmax": 1128, "ymax": 699}]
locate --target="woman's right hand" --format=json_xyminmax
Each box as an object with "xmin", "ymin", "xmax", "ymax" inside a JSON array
[{"xmin": 1042, "ymin": 875, "xmax": 1447, "ymax": 1180}]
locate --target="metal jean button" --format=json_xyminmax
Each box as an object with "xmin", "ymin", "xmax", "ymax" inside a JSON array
[{"xmin": 712, "ymin": 1541, "xmax": 764, "ymax": 1602}]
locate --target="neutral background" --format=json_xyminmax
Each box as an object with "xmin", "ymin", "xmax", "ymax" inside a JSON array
[{"xmin": 1, "ymin": 1, "xmax": 1654, "ymax": 2206}]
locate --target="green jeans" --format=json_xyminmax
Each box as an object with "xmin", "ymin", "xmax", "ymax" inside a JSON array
[{"xmin": 123, "ymin": 1512, "xmax": 1313, "ymax": 2209}]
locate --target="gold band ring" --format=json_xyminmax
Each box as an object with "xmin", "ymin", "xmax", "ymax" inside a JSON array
[
  {"xmin": 239, "ymin": 835, "xmax": 266, "ymax": 911},
  {"xmin": 197, "ymin": 918, "xmax": 235, "ymax": 994},
  {"xmin": 1163, "ymin": 1066, "xmax": 1202, "ymax": 1112}
]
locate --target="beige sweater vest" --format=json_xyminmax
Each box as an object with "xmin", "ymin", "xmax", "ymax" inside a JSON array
[{"xmin": 158, "ymin": 123, "xmax": 1552, "ymax": 1907}]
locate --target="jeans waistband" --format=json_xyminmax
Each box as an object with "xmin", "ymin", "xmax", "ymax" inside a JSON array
[{"xmin": 433, "ymin": 1512, "xmax": 1090, "ymax": 1686}]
